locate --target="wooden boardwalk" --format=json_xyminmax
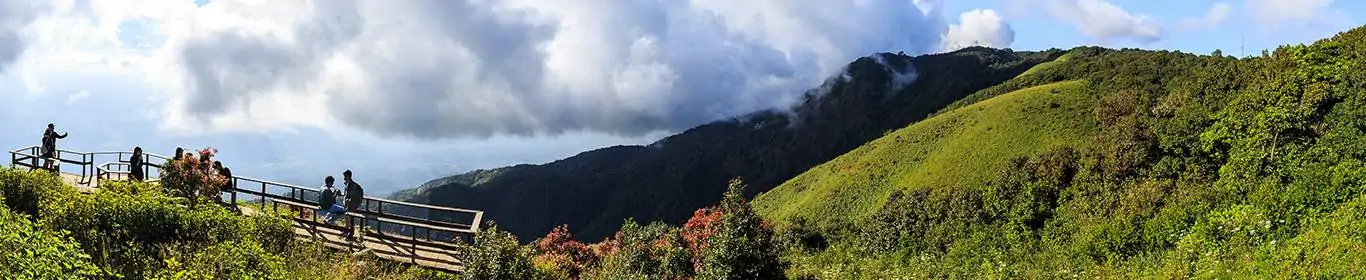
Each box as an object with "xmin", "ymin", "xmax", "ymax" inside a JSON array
[
  {"xmin": 53, "ymin": 172, "xmax": 466, "ymax": 272},
  {"xmin": 12, "ymin": 146, "xmax": 478, "ymax": 273}
]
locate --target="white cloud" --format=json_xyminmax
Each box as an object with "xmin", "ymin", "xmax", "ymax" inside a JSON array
[
  {"xmin": 1246, "ymin": 0, "xmax": 1333, "ymax": 26},
  {"xmin": 0, "ymin": 0, "xmax": 52, "ymax": 72},
  {"xmin": 1179, "ymin": 2, "xmax": 1233, "ymax": 31},
  {"xmin": 943, "ymin": 9, "xmax": 1015, "ymax": 51},
  {"xmin": 5, "ymin": 0, "xmax": 974, "ymax": 140},
  {"xmin": 1044, "ymin": 0, "xmax": 1162, "ymax": 43}
]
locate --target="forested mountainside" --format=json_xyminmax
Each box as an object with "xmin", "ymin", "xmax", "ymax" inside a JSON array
[
  {"xmin": 393, "ymin": 47, "xmax": 1065, "ymax": 241},
  {"xmin": 753, "ymin": 26, "xmax": 1366, "ymax": 278}
]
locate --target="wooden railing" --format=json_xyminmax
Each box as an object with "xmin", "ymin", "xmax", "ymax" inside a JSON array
[{"xmin": 8, "ymin": 145, "xmax": 482, "ymax": 271}]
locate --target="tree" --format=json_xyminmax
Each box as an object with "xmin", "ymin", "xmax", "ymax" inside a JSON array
[
  {"xmin": 459, "ymin": 224, "xmax": 543, "ymax": 280},
  {"xmin": 695, "ymin": 178, "xmax": 786, "ymax": 280}
]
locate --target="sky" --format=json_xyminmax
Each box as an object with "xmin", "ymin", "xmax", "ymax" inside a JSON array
[{"xmin": 0, "ymin": 0, "xmax": 1360, "ymax": 196}]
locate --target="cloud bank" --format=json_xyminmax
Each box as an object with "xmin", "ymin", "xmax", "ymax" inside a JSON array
[
  {"xmin": 0, "ymin": 0, "xmax": 50, "ymax": 71},
  {"xmin": 148, "ymin": 0, "xmax": 972, "ymax": 139},
  {"xmin": 2, "ymin": 0, "xmax": 1030, "ymax": 140}
]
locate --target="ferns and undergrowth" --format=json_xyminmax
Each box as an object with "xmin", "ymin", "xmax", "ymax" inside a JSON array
[{"xmin": 0, "ymin": 167, "xmax": 457, "ymax": 279}]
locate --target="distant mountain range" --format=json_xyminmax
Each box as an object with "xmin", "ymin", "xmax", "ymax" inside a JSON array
[{"xmin": 391, "ymin": 47, "xmax": 1065, "ymax": 241}]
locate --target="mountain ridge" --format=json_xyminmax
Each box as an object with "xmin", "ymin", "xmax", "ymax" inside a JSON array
[{"xmin": 394, "ymin": 47, "xmax": 1065, "ymax": 241}]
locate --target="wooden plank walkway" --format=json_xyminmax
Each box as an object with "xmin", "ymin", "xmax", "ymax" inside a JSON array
[
  {"xmin": 12, "ymin": 145, "xmax": 481, "ymax": 273},
  {"xmin": 51, "ymin": 171, "xmax": 465, "ymax": 272}
]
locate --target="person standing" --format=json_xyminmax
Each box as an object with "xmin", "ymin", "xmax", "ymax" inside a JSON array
[
  {"xmin": 220, "ymin": 165, "xmax": 235, "ymax": 207},
  {"xmin": 212, "ymin": 161, "xmax": 232, "ymax": 204},
  {"xmin": 342, "ymin": 170, "xmax": 365, "ymax": 239},
  {"xmin": 40, "ymin": 124, "xmax": 68, "ymax": 172},
  {"xmin": 129, "ymin": 147, "xmax": 145, "ymax": 182}
]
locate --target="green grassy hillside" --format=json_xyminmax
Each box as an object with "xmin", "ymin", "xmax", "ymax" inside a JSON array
[
  {"xmin": 753, "ymin": 26, "xmax": 1366, "ymax": 279},
  {"xmin": 754, "ymin": 80, "xmax": 1098, "ymax": 227},
  {"xmin": 1018, "ymin": 51, "xmax": 1074, "ymax": 77}
]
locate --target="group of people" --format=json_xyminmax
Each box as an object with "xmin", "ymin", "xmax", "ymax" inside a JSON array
[
  {"xmin": 169, "ymin": 147, "xmax": 234, "ymax": 181},
  {"xmin": 37, "ymin": 124, "xmax": 234, "ymax": 186},
  {"xmin": 318, "ymin": 170, "xmax": 365, "ymax": 239},
  {"xmin": 39, "ymin": 123, "xmax": 368, "ymax": 239},
  {"xmin": 169, "ymin": 147, "xmax": 237, "ymax": 205}
]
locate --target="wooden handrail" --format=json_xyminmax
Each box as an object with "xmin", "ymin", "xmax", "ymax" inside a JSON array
[
  {"xmin": 367, "ymin": 196, "xmax": 483, "ymax": 215},
  {"xmin": 10, "ymin": 145, "xmax": 487, "ymax": 244}
]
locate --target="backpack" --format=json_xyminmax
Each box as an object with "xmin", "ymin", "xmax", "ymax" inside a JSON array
[{"xmin": 319, "ymin": 186, "xmax": 337, "ymax": 210}]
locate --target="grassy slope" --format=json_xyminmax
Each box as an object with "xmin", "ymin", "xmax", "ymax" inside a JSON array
[
  {"xmin": 754, "ymin": 80, "xmax": 1098, "ymax": 227},
  {"xmin": 1017, "ymin": 51, "xmax": 1072, "ymax": 77}
]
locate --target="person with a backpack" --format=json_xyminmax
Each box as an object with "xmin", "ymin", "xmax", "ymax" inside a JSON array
[
  {"xmin": 40, "ymin": 124, "xmax": 68, "ymax": 172},
  {"xmin": 341, "ymin": 170, "xmax": 365, "ymax": 239},
  {"xmin": 318, "ymin": 176, "xmax": 346, "ymax": 225}
]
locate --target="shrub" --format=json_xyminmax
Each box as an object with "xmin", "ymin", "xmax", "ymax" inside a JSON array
[
  {"xmin": 695, "ymin": 178, "xmax": 786, "ymax": 280},
  {"xmin": 0, "ymin": 167, "xmax": 79, "ymax": 217},
  {"xmin": 588, "ymin": 220, "xmax": 693, "ymax": 280},
  {"xmin": 681, "ymin": 206, "xmax": 723, "ymax": 267},
  {"xmin": 459, "ymin": 224, "xmax": 544, "ymax": 280},
  {"xmin": 534, "ymin": 224, "xmax": 597, "ymax": 278},
  {"xmin": 775, "ymin": 217, "xmax": 827, "ymax": 254},
  {"xmin": 159, "ymin": 148, "xmax": 229, "ymax": 208},
  {"xmin": 0, "ymin": 207, "xmax": 103, "ymax": 278},
  {"xmin": 152, "ymin": 241, "xmax": 288, "ymax": 280}
]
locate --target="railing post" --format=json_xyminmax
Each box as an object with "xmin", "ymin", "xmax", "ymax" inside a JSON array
[
  {"xmin": 411, "ymin": 228, "xmax": 418, "ymax": 263},
  {"xmin": 81, "ymin": 153, "xmax": 89, "ymax": 183},
  {"xmin": 230, "ymin": 178, "xmax": 237, "ymax": 206},
  {"xmin": 142, "ymin": 153, "xmax": 149, "ymax": 181},
  {"xmin": 471, "ymin": 212, "xmax": 484, "ymax": 233}
]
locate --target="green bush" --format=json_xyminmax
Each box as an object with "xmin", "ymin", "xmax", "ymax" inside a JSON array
[
  {"xmin": 0, "ymin": 206, "xmax": 103, "ymax": 278},
  {"xmin": 458, "ymin": 224, "xmax": 544, "ymax": 280},
  {"xmin": 696, "ymin": 179, "xmax": 786, "ymax": 280},
  {"xmin": 0, "ymin": 168, "xmax": 79, "ymax": 217},
  {"xmin": 588, "ymin": 220, "xmax": 693, "ymax": 280},
  {"xmin": 152, "ymin": 241, "xmax": 288, "ymax": 280}
]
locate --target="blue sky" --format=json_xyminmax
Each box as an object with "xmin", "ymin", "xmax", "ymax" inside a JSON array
[
  {"xmin": 942, "ymin": 0, "xmax": 1361, "ymax": 55},
  {"xmin": 0, "ymin": 0, "xmax": 1360, "ymax": 195}
]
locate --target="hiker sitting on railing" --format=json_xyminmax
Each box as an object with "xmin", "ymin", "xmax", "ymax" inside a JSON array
[
  {"xmin": 130, "ymin": 147, "xmax": 145, "ymax": 182},
  {"xmin": 40, "ymin": 123, "xmax": 69, "ymax": 171},
  {"xmin": 319, "ymin": 176, "xmax": 346, "ymax": 225}
]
